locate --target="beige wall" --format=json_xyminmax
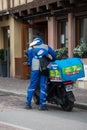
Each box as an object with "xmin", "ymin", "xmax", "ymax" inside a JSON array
[
  {"xmin": 10, "ymin": 17, "xmax": 15, "ymax": 76},
  {"xmin": 14, "ymin": 0, "xmax": 33, "ymax": 6},
  {"xmin": 0, "ymin": 0, "xmax": 8, "ymax": 11},
  {"xmin": 27, "ymin": 0, "xmax": 33, "ymax": 3},
  {"xmin": 10, "ymin": 17, "xmax": 22, "ymax": 77},
  {"xmin": 0, "ymin": 17, "xmax": 22, "ymax": 77},
  {"xmin": 20, "ymin": 0, "xmax": 26, "ymax": 5},
  {"xmin": 0, "ymin": 0, "xmax": 34, "ymax": 10},
  {"xmin": 14, "ymin": 20, "xmax": 22, "ymax": 58},
  {"xmin": 0, "ymin": 0, "xmax": 2, "ymax": 11},
  {"xmin": 14, "ymin": 0, "xmax": 20, "ymax": 7},
  {"xmin": 76, "ymin": 80, "xmax": 87, "ymax": 89},
  {"xmin": 3, "ymin": 0, "xmax": 8, "ymax": 10}
]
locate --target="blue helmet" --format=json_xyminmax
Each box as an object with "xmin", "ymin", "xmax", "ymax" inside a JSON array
[
  {"xmin": 33, "ymin": 37, "xmax": 44, "ymax": 45},
  {"xmin": 30, "ymin": 37, "xmax": 44, "ymax": 47}
]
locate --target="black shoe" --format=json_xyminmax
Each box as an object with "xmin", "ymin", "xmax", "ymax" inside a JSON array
[
  {"xmin": 25, "ymin": 105, "xmax": 32, "ymax": 109},
  {"xmin": 39, "ymin": 106, "xmax": 48, "ymax": 111}
]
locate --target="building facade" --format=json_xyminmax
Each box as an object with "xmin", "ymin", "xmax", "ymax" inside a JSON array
[{"xmin": 0, "ymin": 0, "xmax": 87, "ymax": 80}]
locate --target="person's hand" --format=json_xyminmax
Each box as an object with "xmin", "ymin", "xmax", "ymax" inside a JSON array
[
  {"xmin": 22, "ymin": 60, "xmax": 28, "ymax": 65},
  {"xmin": 48, "ymin": 54, "xmax": 53, "ymax": 60}
]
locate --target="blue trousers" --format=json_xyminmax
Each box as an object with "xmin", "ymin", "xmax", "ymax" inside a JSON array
[{"xmin": 26, "ymin": 70, "xmax": 48, "ymax": 107}]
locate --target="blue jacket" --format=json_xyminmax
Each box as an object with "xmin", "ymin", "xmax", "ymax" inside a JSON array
[{"xmin": 27, "ymin": 39, "xmax": 56, "ymax": 70}]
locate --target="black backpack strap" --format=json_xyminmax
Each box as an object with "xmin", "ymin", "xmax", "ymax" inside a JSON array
[{"xmin": 32, "ymin": 46, "xmax": 38, "ymax": 57}]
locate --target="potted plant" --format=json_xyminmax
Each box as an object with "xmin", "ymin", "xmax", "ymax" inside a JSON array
[
  {"xmin": 73, "ymin": 45, "xmax": 83, "ymax": 58},
  {"xmin": 73, "ymin": 39, "xmax": 87, "ymax": 58},
  {"xmin": 56, "ymin": 47, "xmax": 68, "ymax": 60},
  {"xmin": 80, "ymin": 42, "xmax": 87, "ymax": 58},
  {"xmin": 0, "ymin": 49, "xmax": 7, "ymax": 77},
  {"xmin": 0, "ymin": 49, "xmax": 4, "ymax": 61}
]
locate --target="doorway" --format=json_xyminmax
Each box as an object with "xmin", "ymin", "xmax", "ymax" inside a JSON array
[
  {"xmin": 3, "ymin": 27, "xmax": 10, "ymax": 77},
  {"xmin": 21, "ymin": 21, "xmax": 48, "ymax": 79},
  {"xmin": 26, "ymin": 21, "xmax": 48, "ymax": 48}
]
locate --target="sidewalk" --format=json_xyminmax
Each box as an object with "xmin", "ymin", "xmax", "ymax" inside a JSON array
[{"xmin": 0, "ymin": 77, "xmax": 87, "ymax": 110}]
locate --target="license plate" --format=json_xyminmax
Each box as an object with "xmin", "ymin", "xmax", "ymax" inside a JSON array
[{"xmin": 65, "ymin": 84, "xmax": 73, "ymax": 92}]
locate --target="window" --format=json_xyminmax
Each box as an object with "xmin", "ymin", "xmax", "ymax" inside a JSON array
[
  {"xmin": 79, "ymin": 18, "xmax": 87, "ymax": 43},
  {"xmin": 61, "ymin": 21, "xmax": 68, "ymax": 47},
  {"xmin": 57, "ymin": 21, "xmax": 68, "ymax": 48}
]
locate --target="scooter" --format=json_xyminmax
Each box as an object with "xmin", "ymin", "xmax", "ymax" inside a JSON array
[{"xmin": 33, "ymin": 79, "xmax": 75, "ymax": 111}]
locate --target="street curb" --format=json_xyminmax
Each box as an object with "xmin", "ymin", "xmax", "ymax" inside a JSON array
[
  {"xmin": 0, "ymin": 89, "xmax": 26, "ymax": 97},
  {"xmin": 74, "ymin": 102, "xmax": 87, "ymax": 110},
  {"xmin": 0, "ymin": 89, "xmax": 87, "ymax": 110}
]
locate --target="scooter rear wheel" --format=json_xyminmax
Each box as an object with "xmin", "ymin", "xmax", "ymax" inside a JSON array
[{"xmin": 60, "ymin": 101, "xmax": 74, "ymax": 111}]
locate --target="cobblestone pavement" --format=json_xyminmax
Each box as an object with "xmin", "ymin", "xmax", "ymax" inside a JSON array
[
  {"xmin": 0, "ymin": 77, "xmax": 87, "ymax": 108},
  {"xmin": 0, "ymin": 92, "xmax": 26, "ymax": 110},
  {"xmin": 0, "ymin": 77, "xmax": 29, "ymax": 94},
  {"xmin": 0, "ymin": 77, "xmax": 87, "ymax": 130},
  {"xmin": 0, "ymin": 93, "xmax": 44, "ymax": 110},
  {"xmin": 0, "ymin": 92, "xmax": 39, "ymax": 111},
  {"xmin": 0, "ymin": 93, "xmax": 32, "ymax": 130},
  {"xmin": 0, "ymin": 89, "xmax": 87, "ymax": 130}
]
